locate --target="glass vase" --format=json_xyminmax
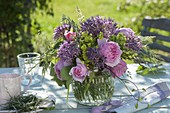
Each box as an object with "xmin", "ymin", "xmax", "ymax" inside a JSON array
[{"xmin": 72, "ymin": 72, "xmax": 114, "ymax": 106}]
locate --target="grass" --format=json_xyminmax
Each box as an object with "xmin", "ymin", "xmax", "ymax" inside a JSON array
[{"xmin": 35, "ymin": 0, "xmax": 140, "ymax": 37}]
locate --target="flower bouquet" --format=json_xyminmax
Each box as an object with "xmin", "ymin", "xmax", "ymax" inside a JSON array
[{"xmin": 42, "ymin": 14, "xmax": 159, "ymax": 106}]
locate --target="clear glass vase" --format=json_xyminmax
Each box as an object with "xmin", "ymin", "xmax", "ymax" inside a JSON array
[{"xmin": 72, "ymin": 72, "xmax": 114, "ymax": 106}]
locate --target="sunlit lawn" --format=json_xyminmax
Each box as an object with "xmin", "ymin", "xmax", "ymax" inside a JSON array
[{"xmin": 35, "ymin": 0, "xmax": 141, "ymax": 37}]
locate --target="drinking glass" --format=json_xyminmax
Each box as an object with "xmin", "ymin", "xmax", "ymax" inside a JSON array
[{"xmin": 17, "ymin": 52, "xmax": 40, "ymax": 86}]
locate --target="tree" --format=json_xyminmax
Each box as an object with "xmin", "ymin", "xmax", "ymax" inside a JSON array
[{"xmin": 0, "ymin": 0, "xmax": 53, "ymax": 67}]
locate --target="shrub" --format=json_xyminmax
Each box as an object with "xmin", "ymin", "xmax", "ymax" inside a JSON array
[{"xmin": 0, "ymin": 0, "xmax": 53, "ymax": 67}]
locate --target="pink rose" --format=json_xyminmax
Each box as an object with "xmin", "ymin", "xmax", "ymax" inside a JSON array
[
  {"xmin": 111, "ymin": 60, "xmax": 127, "ymax": 77},
  {"xmin": 69, "ymin": 58, "xmax": 88, "ymax": 83},
  {"xmin": 54, "ymin": 59, "xmax": 71, "ymax": 80},
  {"xmin": 64, "ymin": 30, "xmax": 76, "ymax": 41},
  {"xmin": 99, "ymin": 40, "xmax": 122, "ymax": 67}
]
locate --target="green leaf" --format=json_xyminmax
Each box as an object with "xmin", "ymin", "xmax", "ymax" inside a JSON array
[
  {"xmin": 52, "ymin": 78, "xmax": 64, "ymax": 86},
  {"xmin": 142, "ymin": 88, "xmax": 146, "ymax": 92},
  {"xmin": 84, "ymin": 71, "xmax": 95, "ymax": 94},
  {"xmin": 81, "ymin": 44, "xmax": 87, "ymax": 50},
  {"xmin": 135, "ymin": 102, "xmax": 138, "ymax": 109},
  {"xmin": 136, "ymin": 65, "xmax": 150, "ymax": 75},
  {"xmin": 140, "ymin": 69, "xmax": 149, "ymax": 75},
  {"xmin": 137, "ymin": 65, "xmax": 166, "ymax": 76},
  {"xmin": 138, "ymin": 97, "xmax": 143, "ymax": 102},
  {"xmin": 137, "ymin": 65, "xmax": 146, "ymax": 71},
  {"xmin": 53, "ymin": 38, "xmax": 64, "ymax": 49},
  {"xmin": 66, "ymin": 79, "xmax": 73, "ymax": 89},
  {"xmin": 66, "ymin": 83, "xmax": 70, "ymax": 103},
  {"xmin": 131, "ymin": 89, "xmax": 136, "ymax": 92},
  {"xmin": 61, "ymin": 66, "xmax": 72, "ymax": 80},
  {"xmin": 147, "ymin": 103, "xmax": 151, "ymax": 108},
  {"xmin": 61, "ymin": 66, "xmax": 73, "ymax": 89},
  {"xmin": 89, "ymin": 71, "xmax": 95, "ymax": 79}
]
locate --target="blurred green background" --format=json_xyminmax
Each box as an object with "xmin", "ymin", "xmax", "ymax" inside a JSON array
[{"xmin": 0, "ymin": 0, "xmax": 170, "ymax": 67}]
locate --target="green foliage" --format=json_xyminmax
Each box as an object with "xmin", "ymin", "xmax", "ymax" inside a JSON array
[
  {"xmin": 136, "ymin": 64, "xmax": 165, "ymax": 76},
  {"xmin": 61, "ymin": 66, "xmax": 72, "ymax": 80},
  {"xmin": 147, "ymin": 103, "xmax": 151, "ymax": 108},
  {"xmin": 72, "ymin": 74, "xmax": 114, "ymax": 103},
  {"xmin": 60, "ymin": 66, "xmax": 73, "ymax": 102},
  {"xmin": 0, "ymin": 0, "xmax": 53, "ymax": 67},
  {"xmin": 62, "ymin": 15, "xmax": 79, "ymax": 32},
  {"xmin": 84, "ymin": 71, "xmax": 95, "ymax": 94},
  {"xmin": 32, "ymin": 31, "xmax": 53, "ymax": 54},
  {"xmin": 135, "ymin": 102, "xmax": 139, "ymax": 109},
  {"xmin": 79, "ymin": 32, "xmax": 95, "ymax": 66},
  {"xmin": 118, "ymin": 0, "xmax": 170, "ymax": 32},
  {"xmin": 110, "ymin": 34, "xmax": 135, "ymax": 61},
  {"xmin": 5, "ymin": 94, "xmax": 42, "ymax": 112}
]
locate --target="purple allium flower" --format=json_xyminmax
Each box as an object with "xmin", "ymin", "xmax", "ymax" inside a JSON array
[
  {"xmin": 116, "ymin": 28, "xmax": 142, "ymax": 51},
  {"xmin": 58, "ymin": 41, "xmax": 80, "ymax": 61},
  {"xmin": 81, "ymin": 16, "xmax": 117, "ymax": 39},
  {"xmin": 86, "ymin": 48, "xmax": 105, "ymax": 70},
  {"xmin": 69, "ymin": 58, "xmax": 88, "ymax": 83},
  {"xmin": 53, "ymin": 24, "xmax": 70, "ymax": 39},
  {"xmin": 125, "ymin": 36, "xmax": 142, "ymax": 51}
]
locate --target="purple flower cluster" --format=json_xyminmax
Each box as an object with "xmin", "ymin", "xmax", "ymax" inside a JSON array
[
  {"xmin": 53, "ymin": 24, "xmax": 70, "ymax": 39},
  {"xmin": 125, "ymin": 36, "xmax": 142, "ymax": 51},
  {"xmin": 81, "ymin": 16, "xmax": 117, "ymax": 38},
  {"xmin": 86, "ymin": 48, "xmax": 105, "ymax": 70},
  {"xmin": 58, "ymin": 41, "xmax": 80, "ymax": 61},
  {"xmin": 117, "ymin": 28, "xmax": 142, "ymax": 51}
]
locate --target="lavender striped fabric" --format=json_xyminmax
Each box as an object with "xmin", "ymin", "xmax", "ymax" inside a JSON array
[{"xmin": 91, "ymin": 82, "xmax": 170, "ymax": 113}]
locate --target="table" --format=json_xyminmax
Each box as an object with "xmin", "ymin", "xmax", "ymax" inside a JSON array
[{"xmin": 0, "ymin": 64, "xmax": 170, "ymax": 113}]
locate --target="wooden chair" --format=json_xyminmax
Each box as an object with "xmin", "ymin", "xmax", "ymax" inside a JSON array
[{"xmin": 141, "ymin": 18, "xmax": 170, "ymax": 62}]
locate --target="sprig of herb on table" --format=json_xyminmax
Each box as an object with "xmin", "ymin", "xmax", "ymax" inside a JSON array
[{"xmin": 4, "ymin": 94, "xmax": 48, "ymax": 112}]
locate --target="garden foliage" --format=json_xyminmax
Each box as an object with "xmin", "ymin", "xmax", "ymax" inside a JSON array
[{"xmin": 0, "ymin": 0, "xmax": 53, "ymax": 67}]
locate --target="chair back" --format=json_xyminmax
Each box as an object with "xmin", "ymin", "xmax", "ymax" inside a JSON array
[{"xmin": 141, "ymin": 18, "xmax": 170, "ymax": 62}]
